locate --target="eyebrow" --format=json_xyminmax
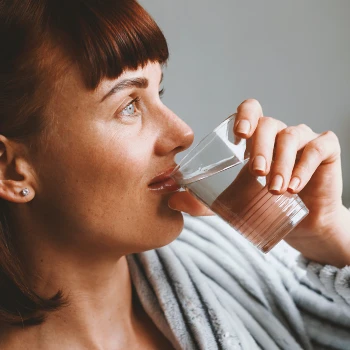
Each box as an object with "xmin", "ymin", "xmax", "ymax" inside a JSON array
[{"xmin": 100, "ymin": 72, "xmax": 164, "ymax": 103}]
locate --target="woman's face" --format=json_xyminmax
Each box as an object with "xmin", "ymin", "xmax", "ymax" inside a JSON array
[{"xmin": 30, "ymin": 62, "xmax": 194, "ymax": 256}]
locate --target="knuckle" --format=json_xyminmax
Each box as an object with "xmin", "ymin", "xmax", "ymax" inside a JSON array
[
  {"xmin": 323, "ymin": 130, "xmax": 338, "ymax": 142},
  {"xmin": 280, "ymin": 121, "xmax": 288, "ymax": 129},
  {"xmin": 306, "ymin": 141, "xmax": 324, "ymax": 159},
  {"xmin": 298, "ymin": 123, "xmax": 312, "ymax": 133},
  {"xmin": 322, "ymin": 130, "xmax": 341, "ymax": 156},
  {"xmin": 297, "ymin": 124, "xmax": 317, "ymax": 136},
  {"xmin": 260, "ymin": 116, "xmax": 275, "ymax": 126},
  {"xmin": 279, "ymin": 126, "xmax": 300, "ymax": 140}
]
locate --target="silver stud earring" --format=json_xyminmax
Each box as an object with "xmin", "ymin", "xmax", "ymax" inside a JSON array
[{"xmin": 21, "ymin": 188, "xmax": 30, "ymax": 197}]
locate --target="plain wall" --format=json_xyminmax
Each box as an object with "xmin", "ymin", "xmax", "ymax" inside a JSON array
[{"xmin": 140, "ymin": 0, "xmax": 350, "ymax": 206}]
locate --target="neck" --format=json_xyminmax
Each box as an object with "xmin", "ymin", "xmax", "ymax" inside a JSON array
[{"xmin": 3, "ymin": 209, "xmax": 143, "ymax": 349}]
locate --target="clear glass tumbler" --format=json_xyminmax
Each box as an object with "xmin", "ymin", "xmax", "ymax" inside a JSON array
[{"xmin": 170, "ymin": 114, "xmax": 309, "ymax": 253}]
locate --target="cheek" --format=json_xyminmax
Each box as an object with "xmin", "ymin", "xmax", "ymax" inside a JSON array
[
  {"xmin": 34, "ymin": 122, "xmax": 183, "ymax": 253},
  {"xmin": 36, "ymin": 127, "xmax": 153, "ymax": 224},
  {"xmin": 62, "ymin": 135, "xmax": 152, "ymax": 207}
]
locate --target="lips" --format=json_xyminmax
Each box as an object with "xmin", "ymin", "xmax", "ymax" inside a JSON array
[{"xmin": 148, "ymin": 166, "xmax": 181, "ymax": 193}]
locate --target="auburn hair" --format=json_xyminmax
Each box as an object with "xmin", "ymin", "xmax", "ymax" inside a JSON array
[{"xmin": 0, "ymin": 0, "xmax": 168, "ymax": 326}]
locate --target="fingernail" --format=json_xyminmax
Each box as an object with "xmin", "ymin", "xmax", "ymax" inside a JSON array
[
  {"xmin": 270, "ymin": 175, "xmax": 284, "ymax": 192},
  {"xmin": 252, "ymin": 156, "xmax": 266, "ymax": 172},
  {"xmin": 288, "ymin": 177, "xmax": 301, "ymax": 191},
  {"xmin": 236, "ymin": 120, "xmax": 251, "ymax": 135},
  {"xmin": 168, "ymin": 201, "xmax": 180, "ymax": 211}
]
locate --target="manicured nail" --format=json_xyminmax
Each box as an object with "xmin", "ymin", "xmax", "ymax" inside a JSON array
[
  {"xmin": 252, "ymin": 156, "xmax": 266, "ymax": 172},
  {"xmin": 288, "ymin": 177, "xmax": 301, "ymax": 191},
  {"xmin": 270, "ymin": 175, "xmax": 284, "ymax": 192},
  {"xmin": 236, "ymin": 120, "xmax": 251, "ymax": 135}
]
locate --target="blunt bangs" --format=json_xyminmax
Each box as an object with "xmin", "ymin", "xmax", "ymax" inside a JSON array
[{"xmin": 48, "ymin": 0, "xmax": 169, "ymax": 89}]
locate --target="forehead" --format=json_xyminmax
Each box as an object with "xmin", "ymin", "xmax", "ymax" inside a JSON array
[{"xmin": 50, "ymin": 62, "xmax": 163, "ymax": 110}]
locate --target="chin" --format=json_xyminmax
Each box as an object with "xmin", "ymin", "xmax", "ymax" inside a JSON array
[
  {"xmin": 153, "ymin": 209, "xmax": 185, "ymax": 249},
  {"xmin": 131, "ymin": 209, "xmax": 185, "ymax": 254}
]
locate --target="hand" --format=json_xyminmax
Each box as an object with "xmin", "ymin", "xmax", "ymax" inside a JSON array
[{"xmin": 169, "ymin": 99, "xmax": 350, "ymax": 266}]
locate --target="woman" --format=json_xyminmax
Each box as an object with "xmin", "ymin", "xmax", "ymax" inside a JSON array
[{"xmin": 0, "ymin": 0, "xmax": 349, "ymax": 349}]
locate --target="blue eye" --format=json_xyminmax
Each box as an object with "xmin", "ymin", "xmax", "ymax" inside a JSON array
[
  {"xmin": 123, "ymin": 103, "xmax": 135, "ymax": 115},
  {"xmin": 122, "ymin": 102, "xmax": 135, "ymax": 116},
  {"xmin": 120, "ymin": 97, "xmax": 140, "ymax": 117}
]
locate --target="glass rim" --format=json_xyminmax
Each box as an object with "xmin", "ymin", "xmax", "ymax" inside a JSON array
[{"xmin": 170, "ymin": 113, "xmax": 237, "ymax": 178}]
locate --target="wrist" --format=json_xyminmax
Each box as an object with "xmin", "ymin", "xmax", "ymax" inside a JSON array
[
  {"xmin": 304, "ymin": 205, "xmax": 350, "ymax": 268},
  {"xmin": 286, "ymin": 205, "xmax": 350, "ymax": 268}
]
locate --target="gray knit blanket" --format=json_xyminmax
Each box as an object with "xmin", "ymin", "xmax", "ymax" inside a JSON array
[{"xmin": 127, "ymin": 214, "xmax": 350, "ymax": 350}]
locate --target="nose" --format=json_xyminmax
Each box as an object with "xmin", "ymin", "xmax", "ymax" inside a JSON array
[{"xmin": 154, "ymin": 106, "xmax": 194, "ymax": 156}]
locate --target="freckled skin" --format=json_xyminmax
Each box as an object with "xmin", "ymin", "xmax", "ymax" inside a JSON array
[
  {"xmin": 25, "ymin": 63, "xmax": 194, "ymax": 258},
  {"xmin": 0, "ymin": 62, "xmax": 192, "ymax": 349}
]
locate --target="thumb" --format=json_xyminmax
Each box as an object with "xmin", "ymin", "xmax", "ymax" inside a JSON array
[{"xmin": 168, "ymin": 190, "xmax": 214, "ymax": 216}]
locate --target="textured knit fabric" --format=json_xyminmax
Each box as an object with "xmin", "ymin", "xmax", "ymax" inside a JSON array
[{"xmin": 127, "ymin": 214, "xmax": 350, "ymax": 350}]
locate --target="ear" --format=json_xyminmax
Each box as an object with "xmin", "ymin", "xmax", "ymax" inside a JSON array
[{"xmin": 0, "ymin": 136, "xmax": 36, "ymax": 203}]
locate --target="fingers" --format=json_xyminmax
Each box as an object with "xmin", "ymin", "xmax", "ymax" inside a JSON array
[
  {"xmin": 178, "ymin": 97, "xmax": 341, "ymax": 217},
  {"xmin": 268, "ymin": 124, "xmax": 317, "ymax": 193},
  {"xmin": 241, "ymin": 106, "xmax": 340, "ymax": 196},
  {"xmin": 249, "ymin": 117, "xmax": 287, "ymax": 176},
  {"xmin": 168, "ymin": 191, "xmax": 215, "ymax": 216},
  {"xmin": 235, "ymin": 99, "xmax": 264, "ymax": 138},
  {"xmin": 286, "ymin": 131, "xmax": 341, "ymax": 194}
]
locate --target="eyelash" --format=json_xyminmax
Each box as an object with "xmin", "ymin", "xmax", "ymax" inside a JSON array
[
  {"xmin": 119, "ymin": 88, "xmax": 166, "ymax": 118},
  {"xmin": 159, "ymin": 88, "xmax": 165, "ymax": 99},
  {"xmin": 129, "ymin": 96, "xmax": 141, "ymax": 108}
]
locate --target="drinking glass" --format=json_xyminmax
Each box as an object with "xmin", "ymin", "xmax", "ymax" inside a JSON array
[{"xmin": 170, "ymin": 114, "xmax": 309, "ymax": 253}]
